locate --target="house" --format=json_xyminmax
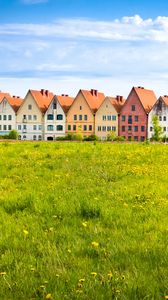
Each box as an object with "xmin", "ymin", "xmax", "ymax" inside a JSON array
[
  {"xmin": 66, "ymin": 89, "xmax": 105, "ymax": 137},
  {"xmin": 95, "ymin": 95, "xmax": 125, "ymax": 140},
  {"xmin": 16, "ymin": 89, "xmax": 53, "ymax": 140},
  {"xmin": 119, "ymin": 86, "xmax": 157, "ymax": 141},
  {"xmin": 0, "ymin": 92, "xmax": 22, "ymax": 136},
  {"xmin": 44, "ymin": 94, "xmax": 74, "ymax": 140},
  {"xmin": 148, "ymin": 95, "xmax": 168, "ymax": 139}
]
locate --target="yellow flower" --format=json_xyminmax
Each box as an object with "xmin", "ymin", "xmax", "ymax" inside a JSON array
[
  {"xmin": 46, "ymin": 294, "xmax": 52, "ymax": 299},
  {"xmin": 67, "ymin": 249, "xmax": 71, "ymax": 253},
  {"xmin": 91, "ymin": 272, "xmax": 97, "ymax": 277},
  {"xmin": 108, "ymin": 272, "xmax": 113, "ymax": 279},
  {"xmin": 82, "ymin": 222, "xmax": 88, "ymax": 228},
  {"xmin": 165, "ymin": 296, "xmax": 168, "ymax": 299},
  {"xmin": 0, "ymin": 272, "xmax": 6, "ymax": 276},
  {"xmin": 91, "ymin": 241, "xmax": 99, "ymax": 248},
  {"xmin": 79, "ymin": 278, "xmax": 85, "ymax": 283},
  {"xmin": 23, "ymin": 229, "xmax": 29, "ymax": 236},
  {"xmin": 40, "ymin": 285, "xmax": 45, "ymax": 289},
  {"xmin": 30, "ymin": 267, "xmax": 35, "ymax": 272}
]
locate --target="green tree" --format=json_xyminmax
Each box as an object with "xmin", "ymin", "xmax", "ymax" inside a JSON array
[
  {"xmin": 151, "ymin": 115, "xmax": 162, "ymax": 141},
  {"xmin": 8, "ymin": 130, "xmax": 18, "ymax": 140}
]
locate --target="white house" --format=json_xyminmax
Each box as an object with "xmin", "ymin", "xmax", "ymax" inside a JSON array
[
  {"xmin": 148, "ymin": 96, "xmax": 168, "ymax": 139},
  {"xmin": 44, "ymin": 94, "xmax": 74, "ymax": 140}
]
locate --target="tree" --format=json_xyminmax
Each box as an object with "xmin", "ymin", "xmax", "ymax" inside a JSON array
[
  {"xmin": 151, "ymin": 115, "xmax": 162, "ymax": 141},
  {"xmin": 8, "ymin": 130, "xmax": 18, "ymax": 140}
]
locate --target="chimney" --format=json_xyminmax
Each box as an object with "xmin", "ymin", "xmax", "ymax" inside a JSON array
[
  {"xmin": 41, "ymin": 89, "xmax": 45, "ymax": 95},
  {"xmin": 94, "ymin": 90, "xmax": 98, "ymax": 97},
  {"xmin": 91, "ymin": 89, "xmax": 94, "ymax": 96},
  {"xmin": 120, "ymin": 96, "xmax": 123, "ymax": 102},
  {"xmin": 116, "ymin": 95, "xmax": 120, "ymax": 101},
  {"xmin": 61, "ymin": 94, "xmax": 65, "ymax": 97},
  {"xmin": 45, "ymin": 90, "xmax": 49, "ymax": 97},
  {"xmin": 65, "ymin": 94, "xmax": 68, "ymax": 97}
]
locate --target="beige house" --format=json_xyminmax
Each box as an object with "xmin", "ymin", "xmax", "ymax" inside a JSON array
[
  {"xmin": 66, "ymin": 89, "xmax": 105, "ymax": 137},
  {"xmin": 16, "ymin": 89, "xmax": 53, "ymax": 140},
  {"xmin": 95, "ymin": 96, "xmax": 125, "ymax": 140}
]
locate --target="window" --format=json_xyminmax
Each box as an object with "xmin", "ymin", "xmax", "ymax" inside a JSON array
[
  {"xmin": 23, "ymin": 135, "xmax": 26, "ymax": 140},
  {"xmin": 107, "ymin": 126, "xmax": 111, "ymax": 131},
  {"xmin": 141, "ymin": 136, "xmax": 145, "ymax": 141},
  {"xmin": 164, "ymin": 127, "xmax": 166, "ymax": 132},
  {"xmin": 57, "ymin": 114, "xmax": 63, "ymax": 120},
  {"xmin": 74, "ymin": 115, "xmax": 77, "ymax": 121},
  {"xmin": 80, "ymin": 106, "xmax": 82, "ymax": 110},
  {"xmin": 47, "ymin": 114, "xmax": 54, "ymax": 120},
  {"xmin": 28, "ymin": 104, "xmax": 32, "ymax": 110},
  {"xmin": 102, "ymin": 126, "xmax": 106, "ymax": 132},
  {"xmin": 28, "ymin": 115, "xmax": 32, "ymax": 120},
  {"xmin": 23, "ymin": 114, "xmax": 26, "ymax": 120},
  {"xmin": 38, "ymin": 135, "xmax": 42, "ymax": 140},
  {"xmin": 98, "ymin": 126, "xmax": 101, "ymax": 131},
  {"xmin": 150, "ymin": 127, "xmax": 153, "ymax": 132},
  {"xmin": 102, "ymin": 115, "xmax": 106, "ymax": 121},
  {"xmin": 132, "ymin": 105, "xmax": 135, "ymax": 111},
  {"xmin": 73, "ymin": 125, "xmax": 76, "ymax": 131},
  {"xmin": 39, "ymin": 125, "xmax": 42, "ymax": 130},
  {"xmin": 0, "ymin": 115, "xmax": 1, "ymax": 120},
  {"xmin": 134, "ymin": 136, "xmax": 138, "ymax": 141},
  {"xmin": 89, "ymin": 125, "xmax": 92, "ymax": 131},
  {"xmin": 33, "ymin": 125, "xmax": 37, "ymax": 130},
  {"xmin": 3, "ymin": 125, "xmax": 7, "ymax": 130},
  {"xmin": 112, "ymin": 126, "xmax": 116, "ymax": 131},
  {"xmin": 128, "ymin": 126, "xmax": 132, "ymax": 131},
  {"xmin": 122, "ymin": 115, "xmax": 125, "ymax": 121},
  {"xmin": 57, "ymin": 125, "xmax": 63, "ymax": 131},
  {"xmin": 128, "ymin": 115, "xmax": 132, "ymax": 124},
  {"xmin": 112, "ymin": 115, "xmax": 116, "ymax": 121},
  {"xmin": 33, "ymin": 115, "xmax": 37, "ymax": 121},
  {"xmin": 141, "ymin": 126, "xmax": 145, "ymax": 132},
  {"xmin": 122, "ymin": 126, "xmax": 125, "ymax": 132},
  {"xmin": 8, "ymin": 115, "xmax": 12, "ymax": 120},
  {"xmin": 3, "ymin": 115, "xmax": 7, "ymax": 121},
  {"xmin": 84, "ymin": 115, "xmax": 87, "ymax": 121},
  {"xmin": 134, "ymin": 126, "xmax": 138, "ymax": 132},
  {"xmin": 33, "ymin": 135, "xmax": 36, "ymax": 140},
  {"xmin": 23, "ymin": 125, "xmax": 27, "ymax": 130},
  {"xmin": 159, "ymin": 116, "xmax": 162, "ymax": 121},
  {"xmin": 0, "ymin": 125, "xmax": 1, "ymax": 130},
  {"xmin": 18, "ymin": 135, "xmax": 21, "ymax": 140},
  {"xmin": 164, "ymin": 116, "xmax": 166, "ymax": 121},
  {"xmin": 128, "ymin": 136, "xmax": 132, "ymax": 141},
  {"xmin": 83, "ymin": 125, "xmax": 87, "ymax": 131},
  {"xmin": 18, "ymin": 125, "xmax": 21, "ymax": 130},
  {"xmin": 47, "ymin": 125, "xmax": 54, "ymax": 131},
  {"xmin": 68, "ymin": 125, "xmax": 71, "ymax": 131},
  {"xmin": 79, "ymin": 115, "xmax": 82, "ymax": 121},
  {"xmin": 135, "ymin": 115, "xmax": 138, "ymax": 122},
  {"xmin": 53, "ymin": 102, "xmax": 57, "ymax": 109},
  {"xmin": 8, "ymin": 125, "xmax": 12, "ymax": 130},
  {"xmin": 107, "ymin": 115, "xmax": 111, "ymax": 121}
]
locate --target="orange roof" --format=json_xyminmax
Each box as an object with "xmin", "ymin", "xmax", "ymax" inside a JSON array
[
  {"xmin": 81, "ymin": 89, "xmax": 105, "ymax": 113},
  {"xmin": 0, "ymin": 92, "xmax": 11, "ymax": 102},
  {"xmin": 30, "ymin": 89, "xmax": 54, "ymax": 113},
  {"xmin": 108, "ymin": 96, "xmax": 125, "ymax": 113},
  {"xmin": 8, "ymin": 96, "xmax": 23, "ymax": 112},
  {"xmin": 57, "ymin": 95, "xmax": 74, "ymax": 113},
  {"xmin": 133, "ymin": 87, "xmax": 157, "ymax": 113},
  {"xmin": 160, "ymin": 95, "xmax": 168, "ymax": 106}
]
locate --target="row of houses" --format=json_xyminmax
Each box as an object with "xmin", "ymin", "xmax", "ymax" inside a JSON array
[{"xmin": 0, "ymin": 86, "xmax": 167, "ymax": 141}]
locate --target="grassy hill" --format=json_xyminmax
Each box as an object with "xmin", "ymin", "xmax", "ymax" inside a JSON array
[{"xmin": 0, "ymin": 141, "xmax": 168, "ymax": 300}]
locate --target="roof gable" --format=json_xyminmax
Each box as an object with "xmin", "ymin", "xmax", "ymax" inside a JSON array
[
  {"xmin": 56, "ymin": 94, "xmax": 74, "ymax": 114},
  {"xmin": 80, "ymin": 89, "xmax": 105, "ymax": 113},
  {"xmin": 30, "ymin": 89, "xmax": 54, "ymax": 113},
  {"xmin": 133, "ymin": 87, "xmax": 157, "ymax": 113}
]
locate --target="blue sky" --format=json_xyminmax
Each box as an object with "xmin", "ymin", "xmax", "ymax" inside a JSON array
[{"xmin": 1, "ymin": 0, "xmax": 168, "ymax": 97}]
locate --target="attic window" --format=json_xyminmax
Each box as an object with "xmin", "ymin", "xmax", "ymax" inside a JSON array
[
  {"xmin": 28, "ymin": 104, "xmax": 32, "ymax": 110},
  {"xmin": 53, "ymin": 102, "xmax": 57, "ymax": 109},
  {"xmin": 132, "ymin": 105, "xmax": 135, "ymax": 111},
  {"xmin": 80, "ymin": 106, "xmax": 82, "ymax": 110}
]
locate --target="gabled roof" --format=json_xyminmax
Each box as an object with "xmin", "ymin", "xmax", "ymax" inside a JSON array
[
  {"xmin": 30, "ymin": 89, "xmax": 54, "ymax": 113},
  {"xmin": 0, "ymin": 92, "xmax": 11, "ymax": 102},
  {"xmin": 80, "ymin": 89, "xmax": 105, "ymax": 113},
  {"xmin": 57, "ymin": 95, "xmax": 74, "ymax": 113},
  {"xmin": 7, "ymin": 96, "xmax": 23, "ymax": 112},
  {"xmin": 133, "ymin": 86, "xmax": 157, "ymax": 113},
  {"xmin": 160, "ymin": 95, "xmax": 168, "ymax": 106},
  {"xmin": 108, "ymin": 96, "xmax": 125, "ymax": 113}
]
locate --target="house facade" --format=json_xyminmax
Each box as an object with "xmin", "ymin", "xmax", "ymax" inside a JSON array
[
  {"xmin": 95, "ymin": 96, "xmax": 124, "ymax": 140},
  {"xmin": 148, "ymin": 96, "xmax": 168, "ymax": 139},
  {"xmin": 119, "ymin": 87, "xmax": 157, "ymax": 141},
  {"xmin": 44, "ymin": 94, "xmax": 73, "ymax": 140},
  {"xmin": 66, "ymin": 89, "xmax": 105, "ymax": 137},
  {"xmin": 0, "ymin": 93, "xmax": 22, "ymax": 136},
  {"xmin": 16, "ymin": 89, "xmax": 53, "ymax": 140}
]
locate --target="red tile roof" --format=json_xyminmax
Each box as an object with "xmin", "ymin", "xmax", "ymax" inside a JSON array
[
  {"xmin": 57, "ymin": 95, "xmax": 74, "ymax": 113},
  {"xmin": 81, "ymin": 89, "xmax": 105, "ymax": 113},
  {"xmin": 30, "ymin": 89, "xmax": 54, "ymax": 113},
  {"xmin": 160, "ymin": 95, "xmax": 168, "ymax": 106},
  {"xmin": 133, "ymin": 87, "xmax": 157, "ymax": 113},
  {"xmin": 8, "ymin": 96, "xmax": 23, "ymax": 112},
  {"xmin": 0, "ymin": 92, "xmax": 11, "ymax": 102},
  {"xmin": 108, "ymin": 96, "xmax": 125, "ymax": 113}
]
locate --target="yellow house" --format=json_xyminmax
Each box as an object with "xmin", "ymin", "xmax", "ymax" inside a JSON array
[
  {"xmin": 16, "ymin": 89, "xmax": 53, "ymax": 140},
  {"xmin": 95, "ymin": 96, "xmax": 125, "ymax": 140},
  {"xmin": 66, "ymin": 89, "xmax": 105, "ymax": 137}
]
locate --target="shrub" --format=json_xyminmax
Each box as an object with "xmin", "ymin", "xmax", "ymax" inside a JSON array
[
  {"xmin": 83, "ymin": 134, "xmax": 98, "ymax": 141},
  {"xmin": 151, "ymin": 115, "xmax": 163, "ymax": 141}
]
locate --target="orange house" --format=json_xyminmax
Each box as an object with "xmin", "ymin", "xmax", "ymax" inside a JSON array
[{"xmin": 66, "ymin": 89, "xmax": 105, "ymax": 136}]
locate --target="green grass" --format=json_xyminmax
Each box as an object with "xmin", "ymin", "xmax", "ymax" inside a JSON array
[{"xmin": 0, "ymin": 141, "xmax": 168, "ymax": 299}]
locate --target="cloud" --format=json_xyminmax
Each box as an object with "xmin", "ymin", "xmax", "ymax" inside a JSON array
[{"xmin": 21, "ymin": 0, "xmax": 48, "ymax": 4}]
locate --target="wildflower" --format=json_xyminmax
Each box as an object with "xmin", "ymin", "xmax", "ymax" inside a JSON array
[
  {"xmin": 0, "ymin": 272, "xmax": 6, "ymax": 276},
  {"xmin": 67, "ymin": 249, "xmax": 71, "ymax": 253},
  {"xmin": 91, "ymin": 241, "xmax": 99, "ymax": 248},
  {"xmin": 108, "ymin": 272, "xmax": 113, "ymax": 279},
  {"xmin": 46, "ymin": 294, "xmax": 52, "ymax": 299},
  {"xmin": 23, "ymin": 229, "xmax": 29, "ymax": 236},
  {"xmin": 56, "ymin": 274, "xmax": 60, "ymax": 277},
  {"xmin": 79, "ymin": 278, "xmax": 85, "ymax": 283},
  {"xmin": 91, "ymin": 272, "xmax": 97, "ymax": 277},
  {"xmin": 30, "ymin": 267, "xmax": 35, "ymax": 272},
  {"xmin": 165, "ymin": 296, "xmax": 168, "ymax": 300},
  {"xmin": 82, "ymin": 221, "xmax": 88, "ymax": 228},
  {"xmin": 40, "ymin": 285, "xmax": 45, "ymax": 289}
]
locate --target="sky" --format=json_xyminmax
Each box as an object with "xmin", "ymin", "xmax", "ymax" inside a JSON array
[{"xmin": 1, "ymin": 0, "xmax": 168, "ymax": 98}]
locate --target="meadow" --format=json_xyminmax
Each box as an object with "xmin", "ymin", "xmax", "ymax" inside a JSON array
[{"xmin": 0, "ymin": 141, "xmax": 168, "ymax": 300}]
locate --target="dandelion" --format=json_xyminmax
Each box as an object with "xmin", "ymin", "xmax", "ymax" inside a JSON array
[
  {"xmin": 30, "ymin": 267, "xmax": 35, "ymax": 272},
  {"xmin": 0, "ymin": 272, "xmax": 6, "ymax": 276},
  {"xmin": 91, "ymin": 272, "xmax": 97, "ymax": 277},
  {"xmin": 82, "ymin": 221, "xmax": 88, "ymax": 228},
  {"xmin": 79, "ymin": 278, "xmax": 85, "ymax": 283},
  {"xmin": 40, "ymin": 285, "xmax": 45, "ymax": 289},
  {"xmin": 23, "ymin": 229, "xmax": 29, "ymax": 236},
  {"xmin": 46, "ymin": 293, "xmax": 52, "ymax": 299},
  {"xmin": 91, "ymin": 241, "xmax": 99, "ymax": 248},
  {"xmin": 108, "ymin": 272, "xmax": 113, "ymax": 279}
]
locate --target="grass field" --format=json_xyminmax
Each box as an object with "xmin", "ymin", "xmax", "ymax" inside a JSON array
[{"xmin": 0, "ymin": 141, "xmax": 168, "ymax": 300}]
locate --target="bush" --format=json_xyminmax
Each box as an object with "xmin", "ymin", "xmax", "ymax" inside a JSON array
[
  {"xmin": 8, "ymin": 130, "xmax": 18, "ymax": 140},
  {"xmin": 83, "ymin": 134, "xmax": 98, "ymax": 141}
]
